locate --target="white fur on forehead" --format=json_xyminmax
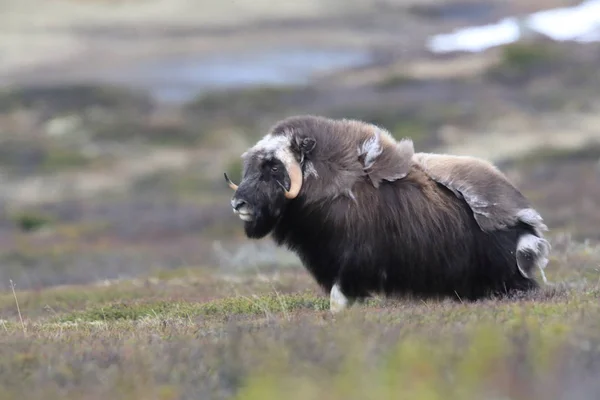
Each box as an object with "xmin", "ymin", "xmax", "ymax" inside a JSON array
[
  {"xmin": 244, "ymin": 132, "xmax": 296, "ymax": 166},
  {"xmin": 251, "ymin": 132, "xmax": 292, "ymax": 154}
]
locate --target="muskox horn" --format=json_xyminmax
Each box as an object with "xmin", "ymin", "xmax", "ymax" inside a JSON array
[
  {"xmin": 223, "ymin": 172, "xmax": 238, "ymax": 191},
  {"xmin": 281, "ymin": 157, "xmax": 303, "ymax": 199}
]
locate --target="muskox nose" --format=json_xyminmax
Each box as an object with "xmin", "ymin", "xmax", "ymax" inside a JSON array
[{"xmin": 231, "ymin": 198, "xmax": 247, "ymax": 211}]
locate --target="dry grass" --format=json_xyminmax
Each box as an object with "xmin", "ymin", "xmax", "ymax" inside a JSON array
[{"xmin": 0, "ymin": 227, "xmax": 599, "ymax": 399}]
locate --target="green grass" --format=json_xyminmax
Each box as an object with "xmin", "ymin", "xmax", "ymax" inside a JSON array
[
  {"xmin": 9, "ymin": 210, "xmax": 54, "ymax": 232},
  {"xmin": 0, "ymin": 267, "xmax": 317, "ymax": 318},
  {"xmin": 486, "ymin": 41, "xmax": 566, "ymax": 83},
  {"xmin": 0, "ymin": 280, "xmax": 598, "ymax": 399},
  {"xmin": 500, "ymin": 42, "xmax": 560, "ymax": 70},
  {"xmin": 234, "ymin": 321, "xmax": 572, "ymax": 400},
  {"xmin": 55, "ymin": 291, "xmax": 330, "ymax": 323},
  {"xmin": 374, "ymin": 73, "xmax": 420, "ymax": 90}
]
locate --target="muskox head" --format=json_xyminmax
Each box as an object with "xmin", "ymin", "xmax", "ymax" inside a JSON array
[{"xmin": 224, "ymin": 119, "xmax": 317, "ymax": 239}]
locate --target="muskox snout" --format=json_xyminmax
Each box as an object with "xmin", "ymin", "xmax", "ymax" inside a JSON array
[
  {"xmin": 231, "ymin": 198, "xmax": 246, "ymax": 211},
  {"xmin": 230, "ymin": 197, "xmax": 254, "ymax": 222}
]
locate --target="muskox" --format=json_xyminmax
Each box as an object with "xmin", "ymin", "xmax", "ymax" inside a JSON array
[{"xmin": 224, "ymin": 115, "xmax": 551, "ymax": 312}]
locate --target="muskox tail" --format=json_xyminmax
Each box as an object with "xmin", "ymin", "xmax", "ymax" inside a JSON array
[
  {"xmin": 516, "ymin": 233, "xmax": 551, "ymax": 284},
  {"xmin": 514, "ymin": 208, "xmax": 551, "ymax": 285}
]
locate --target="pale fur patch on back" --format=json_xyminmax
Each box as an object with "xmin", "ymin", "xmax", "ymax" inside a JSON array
[
  {"xmin": 413, "ymin": 152, "xmax": 538, "ymax": 232},
  {"xmin": 358, "ymin": 126, "xmax": 384, "ymax": 170},
  {"xmin": 517, "ymin": 233, "xmax": 551, "ymax": 283},
  {"xmin": 356, "ymin": 123, "xmax": 414, "ymax": 187}
]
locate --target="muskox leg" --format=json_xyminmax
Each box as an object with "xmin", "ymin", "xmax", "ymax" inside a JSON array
[
  {"xmin": 330, "ymin": 283, "xmax": 354, "ymax": 313},
  {"xmin": 516, "ymin": 233, "xmax": 551, "ymax": 284}
]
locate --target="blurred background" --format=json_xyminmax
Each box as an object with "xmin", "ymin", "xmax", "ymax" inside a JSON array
[{"xmin": 0, "ymin": 0, "xmax": 599, "ymax": 292}]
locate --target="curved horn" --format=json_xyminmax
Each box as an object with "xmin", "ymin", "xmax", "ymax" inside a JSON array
[
  {"xmin": 281, "ymin": 157, "xmax": 303, "ymax": 199},
  {"xmin": 223, "ymin": 172, "xmax": 238, "ymax": 191}
]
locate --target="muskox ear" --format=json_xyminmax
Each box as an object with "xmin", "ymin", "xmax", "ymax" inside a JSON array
[
  {"xmin": 300, "ymin": 137, "xmax": 316, "ymax": 154},
  {"xmin": 292, "ymin": 136, "xmax": 317, "ymax": 157}
]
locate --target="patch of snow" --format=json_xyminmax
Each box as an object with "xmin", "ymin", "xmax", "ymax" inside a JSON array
[
  {"xmin": 428, "ymin": 17, "xmax": 522, "ymax": 53},
  {"xmin": 427, "ymin": 0, "xmax": 600, "ymax": 53},
  {"xmin": 527, "ymin": 0, "xmax": 600, "ymax": 41}
]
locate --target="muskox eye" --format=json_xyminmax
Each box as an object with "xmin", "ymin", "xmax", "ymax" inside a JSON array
[{"xmin": 271, "ymin": 166, "xmax": 278, "ymax": 172}]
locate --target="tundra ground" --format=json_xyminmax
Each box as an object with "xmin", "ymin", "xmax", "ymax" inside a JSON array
[{"xmin": 1, "ymin": 232, "xmax": 599, "ymax": 400}]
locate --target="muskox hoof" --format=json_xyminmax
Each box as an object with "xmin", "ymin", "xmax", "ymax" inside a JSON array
[{"xmin": 330, "ymin": 283, "xmax": 352, "ymax": 313}]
